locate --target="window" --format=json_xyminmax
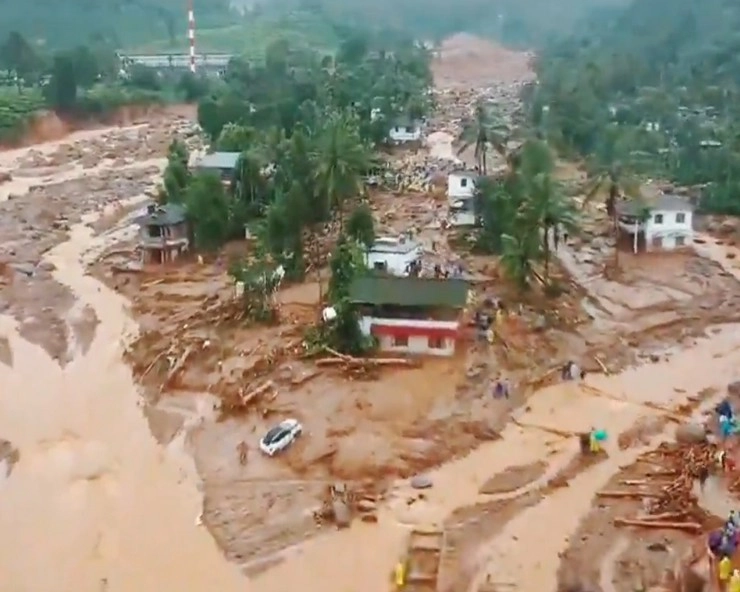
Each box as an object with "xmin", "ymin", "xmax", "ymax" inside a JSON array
[
  {"xmin": 373, "ymin": 261, "xmax": 387, "ymax": 271},
  {"xmin": 428, "ymin": 337, "xmax": 445, "ymax": 349},
  {"xmin": 653, "ymin": 213, "xmax": 664, "ymax": 224},
  {"xmin": 393, "ymin": 335, "xmax": 408, "ymax": 347},
  {"xmin": 676, "ymin": 236, "xmax": 686, "ymax": 246},
  {"xmin": 676, "ymin": 212, "xmax": 686, "ymax": 224},
  {"xmin": 460, "ymin": 178, "xmax": 468, "ymax": 188}
]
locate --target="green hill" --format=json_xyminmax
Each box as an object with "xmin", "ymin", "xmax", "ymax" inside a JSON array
[{"xmin": 0, "ymin": 0, "xmax": 234, "ymax": 49}]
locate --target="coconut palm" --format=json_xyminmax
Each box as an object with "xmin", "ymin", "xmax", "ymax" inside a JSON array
[
  {"xmin": 313, "ymin": 110, "xmax": 375, "ymax": 229},
  {"xmin": 457, "ymin": 100, "xmax": 509, "ymax": 174}
]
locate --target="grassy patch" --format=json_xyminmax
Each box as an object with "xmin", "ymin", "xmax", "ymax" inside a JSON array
[
  {"xmin": 0, "ymin": 87, "xmax": 46, "ymax": 142},
  {"xmin": 131, "ymin": 11, "xmax": 339, "ymax": 57}
]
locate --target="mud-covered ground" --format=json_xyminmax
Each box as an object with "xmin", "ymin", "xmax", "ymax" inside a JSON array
[
  {"xmin": 0, "ymin": 106, "xmax": 200, "ymax": 364},
  {"xmin": 3, "ymin": 34, "xmax": 740, "ymax": 592},
  {"xmin": 90, "ymin": 35, "xmax": 740, "ymax": 574}
]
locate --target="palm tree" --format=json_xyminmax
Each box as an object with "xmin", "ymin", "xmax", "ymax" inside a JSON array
[
  {"xmin": 528, "ymin": 172, "xmax": 579, "ymax": 281},
  {"xmin": 457, "ymin": 100, "xmax": 509, "ymax": 174},
  {"xmin": 583, "ymin": 164, "xmax": 641, "ymax": 271},
  {"xmin": 313, "ymin": 111, "xmax": 374, "ymax": 229}
]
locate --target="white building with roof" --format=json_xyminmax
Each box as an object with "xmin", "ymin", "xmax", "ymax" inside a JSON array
[
  {"xmin": 365, "ymin": 236, "xmax": 422, "ymax": 276},
  {"xmin": 616, "ymin": 194, "xmax": 694, "ymax": 253},
  {"xmin": 447, "ymin": 170, "xmax": 479, "ymax": 227}
]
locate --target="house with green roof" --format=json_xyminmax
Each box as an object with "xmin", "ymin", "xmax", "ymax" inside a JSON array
[{"xmin": 349, "ymin": 275, "xmax": 470, "ymax": 356}]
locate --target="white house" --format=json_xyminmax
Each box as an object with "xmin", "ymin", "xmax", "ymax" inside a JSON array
[
  {"xmin": 447, "ymin": 170, "xmax": 478, "ymax": 200},
  {"xmin": 447, "ymin": 170, "xmax": 479, "ymax": 227},
  {"xmin": 388, "ymin": 119, "xmax": 423, "ymax": 144},
  {"xmin": 616, "ymin": 195, "xmax": 694, "ymax": 253},
  {"xmin": 350, "ymin": 276, "xmax": 469, "ymax": 357},
  {"xmin": 365, "ymin": 236, "xmax": 422, "ymax": 276}
]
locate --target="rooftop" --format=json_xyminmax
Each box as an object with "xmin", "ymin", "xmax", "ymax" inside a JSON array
[
  {"xmin": 617, "ymin": 194, "xmax": 694, "ymax": 216},
  {"xmin": 195, "ymin": 151, "xmax": 241, "ymax": 170},
  {"xmin": 368, "ymin": 236, "xmax": 420, "ymax": 254},
  {"xmin": 349, "ymin": 276, "xmax": 469, "ymax": 308},
  {"xmin": 449, "ymin": 169, "xmax": 479, "ymax": 178},
  {"xmin": 135, "ymin": 202, "xmax": 187, "ymax": 227}
]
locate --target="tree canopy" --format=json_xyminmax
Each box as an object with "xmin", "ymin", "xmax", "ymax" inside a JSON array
[{"xmin": 530, "ymin": 0, "xmax": 740, "ymax": 214}]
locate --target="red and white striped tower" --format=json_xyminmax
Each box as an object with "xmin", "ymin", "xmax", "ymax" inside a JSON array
[{"xmin": 188, "ymin": 0, "xmax": 196, "ymax": 73}]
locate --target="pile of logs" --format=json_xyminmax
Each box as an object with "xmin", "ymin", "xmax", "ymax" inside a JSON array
[
  {"xmin": 599, "ymin": 442, "xmax": 718, "ymax": 533},
  {"xmin": 316, "ymin": 348, "xmax": 420, "ymax": 380}
]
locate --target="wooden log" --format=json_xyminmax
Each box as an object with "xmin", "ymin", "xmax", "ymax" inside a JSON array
[
  {"xmin": 597, "ymin": 491, "xmax": 661, "ymax": 499},
  {"xmin": 613, "ymin": 518, "xmax": 702, "ymax": 533},
  {"xmin": 593, "ymin": 356, "xmax": 609, "ymax": 375},
  {"xmin": 634, "ymin": 511, "xmax": 689, "ymax": 522},
  {"xmin": 240, "ymin": 380, "xmax": 274, "ymax": 406}
]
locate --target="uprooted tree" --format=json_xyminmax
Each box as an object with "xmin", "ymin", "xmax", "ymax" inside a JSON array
[
  {"xmin": 306, "ymin": 233, "xmax": 375, "ymax": 356},
  {"xmin": 228, "ymin": 257, "xmax": 284, "ymax": 323}
]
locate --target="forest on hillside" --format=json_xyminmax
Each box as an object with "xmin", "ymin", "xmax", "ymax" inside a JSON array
[
  {"xmin": 530, "ymin": 0, "xmax": 740, "ymax": 214},
  {"xmin": 0, "ymin": 0, "xmax": 234, "ymax": 49},
  {"xmin": 0, "ymin": 0, "xmax": 627, "ymax": 51},
  {"xmin": 265, "ymin": 0, "xmax": 630, "ymax": 47}
]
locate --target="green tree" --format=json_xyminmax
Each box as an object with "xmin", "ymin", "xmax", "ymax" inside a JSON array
[
  {"xmin": 45, "ymin": 53, "xmax": 78, "ymax": 110},
  {"xmin": 185, "ymin": 173, "xmax": 231, "ymax": 250},
  {"xmin": 457, "ymin": 100, "xmax": 509, "ymax": 174},
  {"xmin": 0, "ymin": 32, "xmax": 39, "ymax": 92},
  {"xmin": 346, "ymin": 203, "xmax": 375, "ymax": 248},
  {"xmin": 313, "ymin": 111, "xmax": 374, "ymax": 228}
]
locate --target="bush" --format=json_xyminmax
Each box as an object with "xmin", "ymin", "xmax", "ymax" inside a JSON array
[{"xmin": 0, "ymin": 87, "xmax": 45, "ymax": 142}]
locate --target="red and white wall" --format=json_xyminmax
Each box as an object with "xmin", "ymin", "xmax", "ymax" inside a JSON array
[{"xmin": 359, "ymin": 316, "xmax": 460, "ymax": 357}]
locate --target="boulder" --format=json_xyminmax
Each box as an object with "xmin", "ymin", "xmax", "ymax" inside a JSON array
[
  {"xmin": 675, "ymin": 422, "xmax": 707, "ymax": 445},
  {"xmin": 410, "ymin": 475, "xmax": 433, "ymax": 489}
]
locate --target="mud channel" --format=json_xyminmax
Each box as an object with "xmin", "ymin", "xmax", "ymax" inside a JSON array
[{"xmin": 1, "ymin": 33, "xmax": 740, "ymax": 592}]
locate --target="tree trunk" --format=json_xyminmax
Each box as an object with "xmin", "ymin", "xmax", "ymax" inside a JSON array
[
  {"xmin": 314, "ymin": 229, "xmax": 323, "ymax": 307},
  {"xmin": 544, "ymin": 227, "xmax": 551, "ymax": 280},
  {"xmin": 612, "ymin": 212, "xmax": 620, "ymax": 271}
]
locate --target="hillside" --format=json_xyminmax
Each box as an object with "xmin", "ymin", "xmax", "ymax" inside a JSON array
[
  {"xmin": 258, "ymin": 0, "xmax": 631, "ymax": 47},
  {"xmin": 531, "ymin": 0, "xmax": 740, "ymax": 213},
  {"xmin": 0, "ymin": 0, "xmax": 234, "ymax": 49}
]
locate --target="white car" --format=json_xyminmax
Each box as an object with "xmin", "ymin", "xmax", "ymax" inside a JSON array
[{"xmin": 259, "ymin": 418, "xmax": 303, "ymax": 456}]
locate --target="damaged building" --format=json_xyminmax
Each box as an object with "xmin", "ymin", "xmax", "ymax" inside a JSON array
[{"xmin": 135, "ymin": 202, "xmax": 190, "ymax": 264}]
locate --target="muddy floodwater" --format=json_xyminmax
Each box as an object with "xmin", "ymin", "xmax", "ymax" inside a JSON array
[{"xmin": 0, "ymin": 220, "xmax": 245, "ymax": 591}]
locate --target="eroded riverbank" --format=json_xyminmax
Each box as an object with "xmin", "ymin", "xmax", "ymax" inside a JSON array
[{"xmin": 0, "ymin": 217, "xmax": 245, "ymax": 591}]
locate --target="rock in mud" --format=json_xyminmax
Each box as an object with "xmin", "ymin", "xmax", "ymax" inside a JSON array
[
  {"xmin": 728, "ymin": 381, "xmax": 740, "ymax": 397},
  {"xmin": 332, "ymin": 499, "xmax": 351, "ymax": 528},
  {"xmin": 410, "ymin": 475, "xmax": 433, "ymax": 489},
  {"xmin": 674, "ymin": 422, "xmax": 707, "ymax": 444}
]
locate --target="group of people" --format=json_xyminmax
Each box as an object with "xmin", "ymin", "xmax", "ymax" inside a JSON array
[{"xmin": 710, "ymin": 511, "xmax": 740, "ymax": 592}]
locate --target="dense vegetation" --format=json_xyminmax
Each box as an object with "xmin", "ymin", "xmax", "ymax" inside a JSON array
[
  {"xmin": 157, "ymin": 29, "xmax": 430, "ymax": 351},
  {"xmin": 263, "ymin": 0, "xmax": 629, "ymax": 48},
  {"xmin": 0, "ymin": 31, "xmax": 208, "ymax": 142},
  {"xmin": 530, "ymin": 0, "xmax": 740, "ymax": 213},
  {"xmin": 0, "ymin": 0, "xmax": 234, "ymax": 49}
]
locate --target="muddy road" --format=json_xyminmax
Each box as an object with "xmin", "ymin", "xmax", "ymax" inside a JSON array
[{"xmin": 1, "ymin": 34, "xmax": 740, "ymax": 592}]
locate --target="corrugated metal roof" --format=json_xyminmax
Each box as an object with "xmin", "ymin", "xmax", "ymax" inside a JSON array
[
  {"xmin": 349, "ymin": 276, "xmax": 469, "ymax": 308},
  {"xmin": 617, "ymin": 194, "xmax": 693, "ymax": 215},
  {"xmin": 134, "ymin": 203, "xmax": 187, "ymax": 227},
  {"xmin": 196, "ymin": 152, "xmax": 241, "ymax": 170},
  {"xmin": 369, "ymin": 237, "xmax": 419, "ymax": 254}
]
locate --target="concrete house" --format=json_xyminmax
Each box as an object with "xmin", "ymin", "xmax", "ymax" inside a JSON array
[
  {"xmin": 193, "ymin": 151, "xmax": 240, "ymax": 181},
  {"xmin": 350, "ymin": 275, "xmax": 469, "ymax": 357},
  {"xmin": 616, "ymin": 195, "xmax": 694, "ymax": 253},
  {"xmin": 388, "ymin": 118, "xmax": 423, "ymax": 144},
  {"xmin": 365, "ymin": 236, "xmax": 423, "ymax": 276},
  {"xmin": 135, "ymin": 203, "xmax": 190, "ymax": 264},
  {"xmin": 447, "ymin": 170, "xmax": 479, "ymax": 227}
]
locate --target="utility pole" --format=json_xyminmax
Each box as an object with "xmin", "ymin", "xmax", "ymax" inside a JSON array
[{"xmin": 188, "ymin": 0, "xmax": 196, "ymax": 73}]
